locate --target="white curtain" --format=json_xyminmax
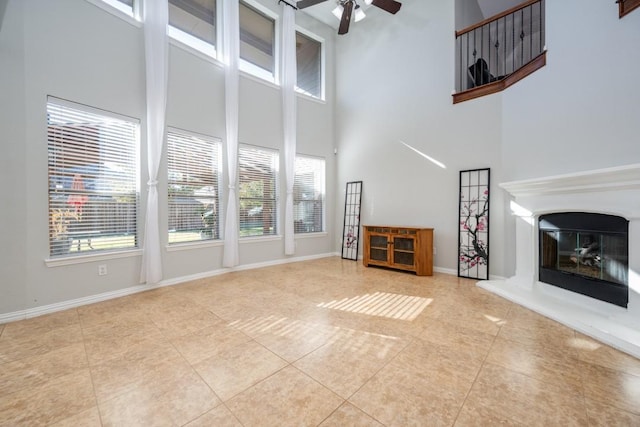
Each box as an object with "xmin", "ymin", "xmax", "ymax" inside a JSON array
[
  {"xmin": 222, "ymin": 0, "xmax": 240, "ymax": 267},
  {"xmin": 282, "ymin": 5, "xmax": 297, "ymax": 255},
  {"xmin": 140, "ymin": 0, "xmax": 168, "ymax": 284}
]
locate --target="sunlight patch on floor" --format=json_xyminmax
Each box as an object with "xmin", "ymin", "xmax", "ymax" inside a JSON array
[{"xmin": 317, "ymin": 292, "xmax": 432, "ymax": 321}]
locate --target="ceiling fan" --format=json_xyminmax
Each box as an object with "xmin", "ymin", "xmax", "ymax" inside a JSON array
[{"xmin": 297, "ymin": 0, "xmax": 402, "ymax": 35}]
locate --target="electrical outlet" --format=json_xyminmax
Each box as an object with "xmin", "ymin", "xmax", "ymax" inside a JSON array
[{"xmin": 98, "ymin": 264, "xmax": 107, "ymax": 276}]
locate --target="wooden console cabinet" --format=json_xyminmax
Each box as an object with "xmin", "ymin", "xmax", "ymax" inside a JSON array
[{"xmin": 363, "ymin": 226, "xmax": 434, "ymax": 276}]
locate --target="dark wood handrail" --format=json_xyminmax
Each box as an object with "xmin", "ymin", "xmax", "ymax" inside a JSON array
[
  {"xmin": 618, "ymin": 0, "xmax": 640, "ymax": 18},
  {"xmin": 456, "ymin": 0, "xmax": 541, "ymax": 37}
]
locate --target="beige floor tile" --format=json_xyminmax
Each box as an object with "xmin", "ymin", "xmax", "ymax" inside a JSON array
[
  {"xmin": 50, "ymin": 406, "xmax": 102, "ymax": 427},
  {"xmin": 0, "ymin": 323, "xmax": 84, "ymax": 364},
  {"xmin": 185, "ymin": 405, "xmax": 243, "ymax": 427},
  {"xmin": 580, "ymin": 361, "xmax": 640, "ymax": 415},
  {"xmin": 98, "ymin": 365, "xmax": 220, "ymax": 427},
  {"xmin": 243, "ymin": 316, "xmax": 339, "ymax": 362},
  {"xmin": 169, "ymin": 321, "xmax": 252, "ymax": 365},
  {"xmin": 82, "ymin": 319, "xmax": 164, "ymax": 365},
  {"xmin": 89, "ymin": 338, "xmax": 186, "ymax": 403},
  {"xmin": 154, "ymin": 310, "xmax": 222, "ymax": 339},
  {"xmin": 227, "ymin": 365, "xmax": 343, "ymax": 427},
  {"xmin": 585, "ymin": 397, "xmax": 640, "ymax": 426},
  {"xmin": 574, "ymin": 332, "xmax": 640, "ymax": 377},
  {"xmin": 194, "ymin": 340, "xmax": 287, "ymax": 401},
  {"xmin": 486, "ymin": 335, "xmax": 584, "ymax": 389},
  {"xmin": 461, "ymin": 362, "xmax": 588, "ymax": 426},
  {"xmin": 418, "ymin": 318, "xmax": 495, "ymax": 363},
  {"xmin": 454, "ymin": 404, "xmax": 525, "ymax": 426},
  {"xmin": 349, "ymin": 338, "xmax": 480, "ymax": 427},
  {"xmin": 0, "ymin": 369, "xmax": 96, "ymax": 426},
  {"xmin": 319, "ymin": 402, "xmax": 384, "ymax": 426},
  {"xmin": 0, "ymin": 309, "xmax": 79, "ymax": 339},
  {"xmin": 498, "ymin": 315, "xmax": 577, "ymax": 354},
  {"xmin": 0, "ymin": 342, "xmax": 87, "ymax": 395},
  {"xmin": 294, "ymin": 327, "xmax": 409, "ymax": 399}
]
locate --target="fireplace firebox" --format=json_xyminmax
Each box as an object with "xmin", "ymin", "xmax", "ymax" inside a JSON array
[{"xmin": 539, "ymin": 212, "xmax": 629, "ymax": 308}]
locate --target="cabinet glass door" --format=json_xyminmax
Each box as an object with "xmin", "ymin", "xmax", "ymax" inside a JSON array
[
  {"xmin": 369, "ymin": 234, "xmax": 389, "ymax": 262},
  {"xmin": 393, "ymin": 236, "xmax": 415, "ymax": 266}
]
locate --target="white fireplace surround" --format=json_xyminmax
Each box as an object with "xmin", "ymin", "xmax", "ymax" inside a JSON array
[{"xmin": 479, "ymin": 163, "xmax": 640, "ymax": 359}]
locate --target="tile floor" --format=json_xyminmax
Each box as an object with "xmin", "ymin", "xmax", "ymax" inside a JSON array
[{"xmin": 1, "ymin": 257, "xmax": 639, "ymax": 426}]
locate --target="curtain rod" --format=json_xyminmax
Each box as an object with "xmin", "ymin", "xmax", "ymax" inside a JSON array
[{"xmin": 279, "ymin": 0, "xmax": 298, "ymax": 10}]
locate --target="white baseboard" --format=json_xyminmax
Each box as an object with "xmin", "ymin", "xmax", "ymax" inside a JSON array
[{"xmin": 0, "ymin": 252, "xmax": 338, "ymax": 325}]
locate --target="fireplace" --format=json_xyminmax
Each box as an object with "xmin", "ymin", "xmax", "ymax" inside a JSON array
[
  {"xmin": 538, "ymin": 212, "xmax": 629, "ymax": 308},
  {"xmin": 477, "ymin": 164, "xmax": 640, "ymax": 358}
]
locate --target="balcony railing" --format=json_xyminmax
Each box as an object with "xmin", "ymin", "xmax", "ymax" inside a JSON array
[
  {"xmin": 618, "ymin": 0, "xmax": 640, "ymax": 18},
  {"xmin": 453, "ymin": 0, "xmax": 546, "ymax": 103}
]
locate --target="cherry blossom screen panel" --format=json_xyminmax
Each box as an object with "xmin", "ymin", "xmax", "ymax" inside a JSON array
[{"xmin": 458, "ymin": 168, "xmax": 490, "ymax": 280}]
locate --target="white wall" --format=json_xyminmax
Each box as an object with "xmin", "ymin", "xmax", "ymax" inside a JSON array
[
  {"xmin": 335, "ymin": 0, "xmax": 507, "ymax": 276},
  {"xmin": 0, "ymin": 0, "xmax": 336, "ymax": 318},
  {"xmin": 501, "ymin": 0, "xmax": 640, "ymax": 181},
  {"xmin": 0, "ymin": 0, "xmax": 27, "ymax": 315}
]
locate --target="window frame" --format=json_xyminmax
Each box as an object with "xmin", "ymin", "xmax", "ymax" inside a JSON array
[
  {"xmin": 167, "ymin": 127, "xmax": 223, "ymax": 247},
  {"xmin": 294, "ymin": 27, "xmax": 325, "ymax": 101},
  {"xmin": 168, "ymin": 0, "xmax": 219, "ymax": 60},
  {"xmin": 238, "ymin": 144, "xmax": 280, "ymax": 239},
  {"xmin": 45, "ymin": 97, "xmax": 141, "ymax": 262},
  {"xmin": 293, "ymin": 154, "xmax": 326, "ymax": 234},
  {"xmin": 85, "ymin": 0, "xmax": 141, "ymax": 26},
  {"xmin": 239, "ymin": 0, "xmax": 280, "ymax": 85}
]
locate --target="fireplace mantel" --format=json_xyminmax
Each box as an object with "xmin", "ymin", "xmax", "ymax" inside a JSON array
[
  {"xmin": 479, "ymin": 163, "xmax": 640, "ymax": 359},
  {"xmin": 500, "ymin": 163, "xmax": 640, "ymax": 198}
]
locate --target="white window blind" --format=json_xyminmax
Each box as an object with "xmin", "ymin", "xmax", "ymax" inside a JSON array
[
  {"xmin": 47, "ymin": 98, "xmax": 139, "ymax": 257},
  {"xmin": 168, "ymin": 0, "xmax": 216, "ymax": 57},
  {"xmin": 294, "ymin": 156, "xmax": 325, "ymax": 233},
  {"xmin": 238, "ymin": 145, "xmax": 279, "ymax": 237},
  {"xmin": 239, "ymin": 1, "xmax": 275, "ymax": 82},
  {"xmin": 167, "ymin": 129, "xmax": 221, "ymax": 244},
  {"xmin": 296, "ymin": 31, "xmax": 322, "ymax": 99}
]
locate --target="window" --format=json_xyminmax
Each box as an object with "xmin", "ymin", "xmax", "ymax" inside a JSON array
[
  {"xmin": 98, "ymin": 0, "xmax": 134, "ymax": 17},
  {"xmin": 238, "ymin": 145, "xmax": 279, "ymax": 237},
  {"xmin": 296, "ymin": 31, "xmax": 322, "ymax": 99},
  {"xmin": 294, "ymin": 156, "xmax": 325, "ymax": 233},
  {"xmin": 47, "ymin": 98, "xmax": 139, "ymax": 257},
  {"xmin": 239, "ymin": 1, "xmax": 276, "ymax": 82},
  {"xmin": 167, "ymin": 129, "xmax": 221, "ymax": 244},
  {"xmin": 168, "ymin": 0, "xmax": 217, "ymax": 57}
]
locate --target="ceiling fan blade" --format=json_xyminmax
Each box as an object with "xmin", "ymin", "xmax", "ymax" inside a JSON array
[
  {"xmin": 371, "ymin": 0, "xmax": 402, "ymax": 14},
  {"xmin": 296, "ymin": 0, "xmax": 328, "ymax": 9},
  {"xmin": 338, "ymin": 0, "xmax": 353, "ymax": 35}
]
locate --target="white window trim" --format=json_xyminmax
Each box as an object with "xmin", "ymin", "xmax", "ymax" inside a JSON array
[
  {"xmin": 166, "ymin": 240, "xmax": 224, "ymax": 252},
  {"xmin": 45, "ymin": 249, "xmax": 142, "ymax": 268},
  {"xmin": 84, "ymin": 0, "xmax": 141, "ymax": 27},
  {"xmin": 46, "ymin": 96, "xmax": 141, "ymax": 261},
  {"xmin": 294, "ymin": 25, "xmax": 326, "ymax": 101},
  {"xmin": 168, "ymin": 0, "xmax": 220, "ymax": 62}
]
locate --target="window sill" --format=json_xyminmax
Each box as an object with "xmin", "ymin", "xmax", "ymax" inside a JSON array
[
  {"xmin": 84, "ymin": 0, "xmax": 141, "ymax": 27},
  {"xmin": 295, "ymin": 231, "xmax": 328, "ymax": 239},
  {"xmin": 239, "ymin": 235, "xmax": 282, "ymax": 244},
  {"xmin": 166, "ymin": 240, "xmax": 223, "ymax": 252},
  {"xmin": 168, "ymin": 33, "xmax": 222, "ymax": 68},
  {"xmin": 45, "ymin": 249, "xmax": 142, "ymax": 268},
  {"xmin": 239, "ymin": 70, "xmax": 280, "ymax": 91},
  {"xmin": 296, "ymin": 91, "xmax": 325, "ymax": 104}
]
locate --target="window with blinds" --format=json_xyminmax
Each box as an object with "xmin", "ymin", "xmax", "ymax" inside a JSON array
[
  {"xmin": 167, "ymin": 129, "xmax": 221, "ymax": 244},
  {"xmin": 238, "ymin": 145, "xmax": 279, "ymax": 237},
  {"xmin": 169, "ymin": 0, "xmax": 216, "ymax": 57},
  {"xmin": 294, "ymin": 156, "xmax": 325, "ymax": 233},
  {"xmin": 47, "ymin": 98, "xmax": 139, "ymax": 257},
  {"xmin": 296, "ymin": 31, "xmax": 322, "ymax": 99},
  {"xmin": 239, "ymin": 1, "xmax": 275, "ymax": 82}
]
